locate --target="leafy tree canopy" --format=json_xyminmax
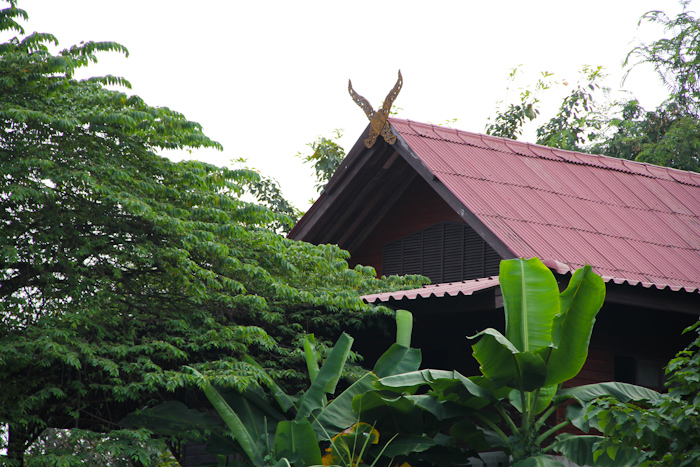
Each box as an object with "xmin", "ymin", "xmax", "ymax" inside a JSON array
[
  {"xmin": 487, "ymin": 0, "xmax": 700, "ymax": 173},
  {"xmin": 0, "ymin": 2, "xmax": 426, "ymax": 464}
]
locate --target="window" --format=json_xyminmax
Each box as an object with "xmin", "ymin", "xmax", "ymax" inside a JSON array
[
  {"xmin": 614, "ymin": 355, "xmax": 666, "ymax": 389},
  {"xmin": 382, "ymin": 222, "xmax": 501, "ymax": 283}
]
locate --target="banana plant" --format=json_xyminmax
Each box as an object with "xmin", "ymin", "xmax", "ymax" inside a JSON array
[
  {"xmin": 122, "ymin": 310, "xmax": 422, "ymax": 467},
  {"xmin": 369, "ymin": 258, "xmax": 660, "ymax": 467}
]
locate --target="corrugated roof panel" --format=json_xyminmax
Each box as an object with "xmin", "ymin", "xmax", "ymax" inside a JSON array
[
  {"xmin": 387, "ymin": 118, "xmax": 700, "ymax": 292},
  {"xmin": 644, "ymin": 164, "xmax": 676, "ymax": 182},
  {"xmin": 478, "ymin": 216, "xmax": 538, "ymax": 257},
  {"xmin": 618, "ymin": 159, "xmax": 654, "ymax": 177},
  {"xmin": 600, "ymin": 171, "xmax": 657, "ymax": 210},
  {"xmin": 487, "ymin": 183, "xmax": 549, "ymax": 224},
  {"xmin": 431, "ymin": 125, "xmax": 469, "ymax": 145},
  {"xmin": 528, "ymin": 190, "xmax": 596, "ymax": 232},
  {"xmin": 361, "ymin": 277, "xmax": 499, "ymax": 303},
  {"xmin": 390, "ymin": 119, "xmax": 417, "ymax": 136},
  {"xmin": 649, "ymin": 179, "xmax": 698, "ymax": 216},
  {"xmin": 662, "ymin": 181, "xmax": 700, "ymax": 214},
  {"xmin": 500, "ymin": 219, "xmax": 569, "ymax": 264},
  {"xmin": 453, "ymin": 178, "xmax": 524, "ymax": 220},
  {"xmin": 523, "ymin": 142, "xmax": 562, "ymax": 161},
  {"xmin": 435, "ymin": 142, "xmax": 494, "ymax": 179},
  {"xmin": 520, "ymin": 157, "xmax": 568, "ymax": 193},
  {"xmin": 449, "ymin": 144, "xmax": 512, "ymax": 182},
  {"xmin": 504, "ymin": 139, "xmax": 538, "ymax": 158},
  {"xmin": 478, "ymin": 135, "xmax": 513, "ymax": 153},
  {"xmin": 454, "ymin": 128, "xmax": 496, "ymax": 149},
  {"xmin": 401, "ymin": 133, "xmax": 458, "ymax": 174}
]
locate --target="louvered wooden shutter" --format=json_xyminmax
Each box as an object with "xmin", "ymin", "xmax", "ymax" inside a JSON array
[{"xmin": 382, "ymin": 222, "xmax": 501, "ymax": 282}]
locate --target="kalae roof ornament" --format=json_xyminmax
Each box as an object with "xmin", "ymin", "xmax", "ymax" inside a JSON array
[{"xmin": 348, "ymin": 70, "xmax": 402, "ymax": 148}]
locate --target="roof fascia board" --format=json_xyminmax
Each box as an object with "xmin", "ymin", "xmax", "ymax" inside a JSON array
[
  {"xmin": 604, "ymin": 281, "xmax": 700, "ymax": 315},
  {"xmin": 390, "ymin": 126, "xmax": 517, "ymax": 260},
  {"xmin": 289, "ymin": 123, "xmax": 377, "ymax": 241}
]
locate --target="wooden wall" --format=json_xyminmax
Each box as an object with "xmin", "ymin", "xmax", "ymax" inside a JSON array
[{"xmin": 350, "ymin": 175, "xmax": 463, "ymax": 275}]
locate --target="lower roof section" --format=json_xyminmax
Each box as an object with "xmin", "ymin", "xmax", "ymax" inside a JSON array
[{"xmin": 362, "ymin": 277, "xmax": 499, "ymax": 303}]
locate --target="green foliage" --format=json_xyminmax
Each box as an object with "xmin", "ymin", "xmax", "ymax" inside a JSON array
[
  {"xmin": 125, "ymin": 315, "xmax": 422, "ymax": 467},
  {"xmin": 624, "ymin": 0, "xmax": 700, "ymax": 117},
  {"xmin": 0, "ymin": 3, "xmax": 426, "ymax": 464},
  {"xmin": 232, "ymin": 157, "xmax": 301, "ymax": 233},
  {"xmin": 488, "ymin": 3, "xmax": 700, "ymax": 173},
  {"xmin": 485, "ymin": 66, "xmax": 556, "ymax": 139},
  {"xmin": 535, "ymin": 66, "xmax": 609, "ymax": 151},
  {"xmin": 297, "ymin": 129, "xmax": 346, "ymax": 194},
  {"xmin": 370, "ymin": 258, "xmax": 654, "ymax": 466},
  {"xmin": 582, "ymin": 320, "xmax": 700, "ymax": 466}
]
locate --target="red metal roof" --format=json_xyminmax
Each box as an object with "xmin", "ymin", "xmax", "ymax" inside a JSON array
[
  {"xmin": 363, "ymin": 277, "xmax": 499, "ymax": 303},
  {"xmin": 389, "ymin": 118, "xmax": 700, "ymax": 293}
]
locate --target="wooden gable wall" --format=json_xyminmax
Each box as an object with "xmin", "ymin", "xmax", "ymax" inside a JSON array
[{"xmin": 349, "ymin": 174, "xmax": 463, "ymax": 275}]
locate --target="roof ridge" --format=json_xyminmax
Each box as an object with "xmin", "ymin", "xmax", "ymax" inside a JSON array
[{"xmin": 389, "ymin": 117, "xmax": 700, "ymax": 187}]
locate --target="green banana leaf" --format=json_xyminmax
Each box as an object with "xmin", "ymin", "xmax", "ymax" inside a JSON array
[
  {"xmin": 311, "ymin": 372, "xmax": 377, "ymax": 439},
  {"xmin": 295, "ymin": 332, "xmax": 353, "ymax": 421},
  {"xmin": 218, "ymin": 386, "xmax": 285, "ymax": 446},
  {"xmin": 379, "ymin": 434, "xmax": 436, "ymax": 457},
  {"xmin": 449, "ymin": 419, "xmax": 493, "ymax": 451},
  {"xmin": 500, "ymin": 258, "xmax": 560, "ymax": 352},
  {"xmin": 372, "ymin": 343, "xmax": 421, "ymax": 378},
  {"xmin": 303, "ymin": 334, "xmax": 321, "ymax": 384},
  {"xmin": 509, "ymin": 384, "xmax": 557, "ymax": 415},
  {"xmin": 274, "ymin": 420, "xmax": 323, "ymax": 467},
  {"xmin": 377, "ymin": 368, "xmax": 457, "ymax": 390},
  {"xmin": 470, "ymin": 328, "xmax": 547, "ymax": 391},
  {"xmin": 351, "ymin": 391, "xmax": 425, "ymax": 436},
  {"xmin": 544, "ymin": 265, "xmax": 605, "ymax": 386},
  {"xmin": 186, "ymin": 366, "xmax": 264, "ymax": 466},
  {"xmin": 555, "ymin": 382, "xmax": 660, "ymax": 406},
  {"xmin": 405, "ymin": 394, "xmax": 473, "ymax": 421},
  {"xmin": 396, "ymin": 309, "xmax": 413, "ymax": 348},
  {"xmin": 242, "ymin": 354, "xmax": 296, "ymax": 413},
  {"xmin": 559, "ymin": 382, "xmax": 660, "ymax": 432}
]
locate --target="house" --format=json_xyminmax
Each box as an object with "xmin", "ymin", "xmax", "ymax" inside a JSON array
[{"xmin": 289, "ymin": 118, "xmax": 700, "ymax": 390}]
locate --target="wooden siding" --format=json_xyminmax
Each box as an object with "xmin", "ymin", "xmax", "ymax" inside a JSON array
[{"xmin": 350, "ymin": 174, "xmax": 464, "ymax": 275}]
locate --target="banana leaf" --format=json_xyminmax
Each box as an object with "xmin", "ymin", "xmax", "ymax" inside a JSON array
[
  {"xmin": 186, "ymin": 366, "xmax": 264, "ymax": 466},
  {"xmin": 372, "ymin": 344, "xmax": 421, "ymax": 378},
  {"xmin": 470, "ymin": 328, "xmax": 547, "ymax": 391},
  {"xmin": 295, "ymin": 332, "xmax": 353, "ymax": 421},
  {"xmin": 545, "ymin": 265, "xmax": 605, "ymax": 386},
  {"xmin": 499, "ymin": 258, "xmax": 560, "ymax": 352},
  {"xmin": 274, "ymin": 420, "xmax": 323, "ymax": 467},
  {"xmin": 311, "ymin": 372, "xmax": 377, "ymax": 439},
  {"xmin": 396, "ymin": 309, "xmax": 413, "ymax": 348}
]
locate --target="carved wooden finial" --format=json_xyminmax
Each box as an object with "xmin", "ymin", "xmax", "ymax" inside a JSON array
[{"xmin": 348, "ymin": 70, "xmax": 403, "ymax": 148}]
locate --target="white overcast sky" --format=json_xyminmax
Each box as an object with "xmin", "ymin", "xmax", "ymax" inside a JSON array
[{"xmin": 14, "ymin": 0, "xmax": 694, "ymax": 209}]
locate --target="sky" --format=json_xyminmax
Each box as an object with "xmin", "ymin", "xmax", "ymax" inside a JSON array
[{"xmin": 13, "ymin": 0, "xmax": 695, "ymax": 210}]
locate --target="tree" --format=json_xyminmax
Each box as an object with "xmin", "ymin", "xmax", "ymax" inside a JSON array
[
  {"xmin": 297, "ymin": 129, "xmax": 346, "ymax": 195},
  {"xmin": 485, "ymin": 66, "xmax": 556, "ymax": 140},
  {"xmin": 487, "ymin": 1, "xmax": 700, "ymax": 173},
  {"xmin": 0, "ymin": 2, "xmax": 426, "ymax": 464},
  {"xmin": 123, "ymin": 311, "xmax": 423, "ymax": 467}
]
